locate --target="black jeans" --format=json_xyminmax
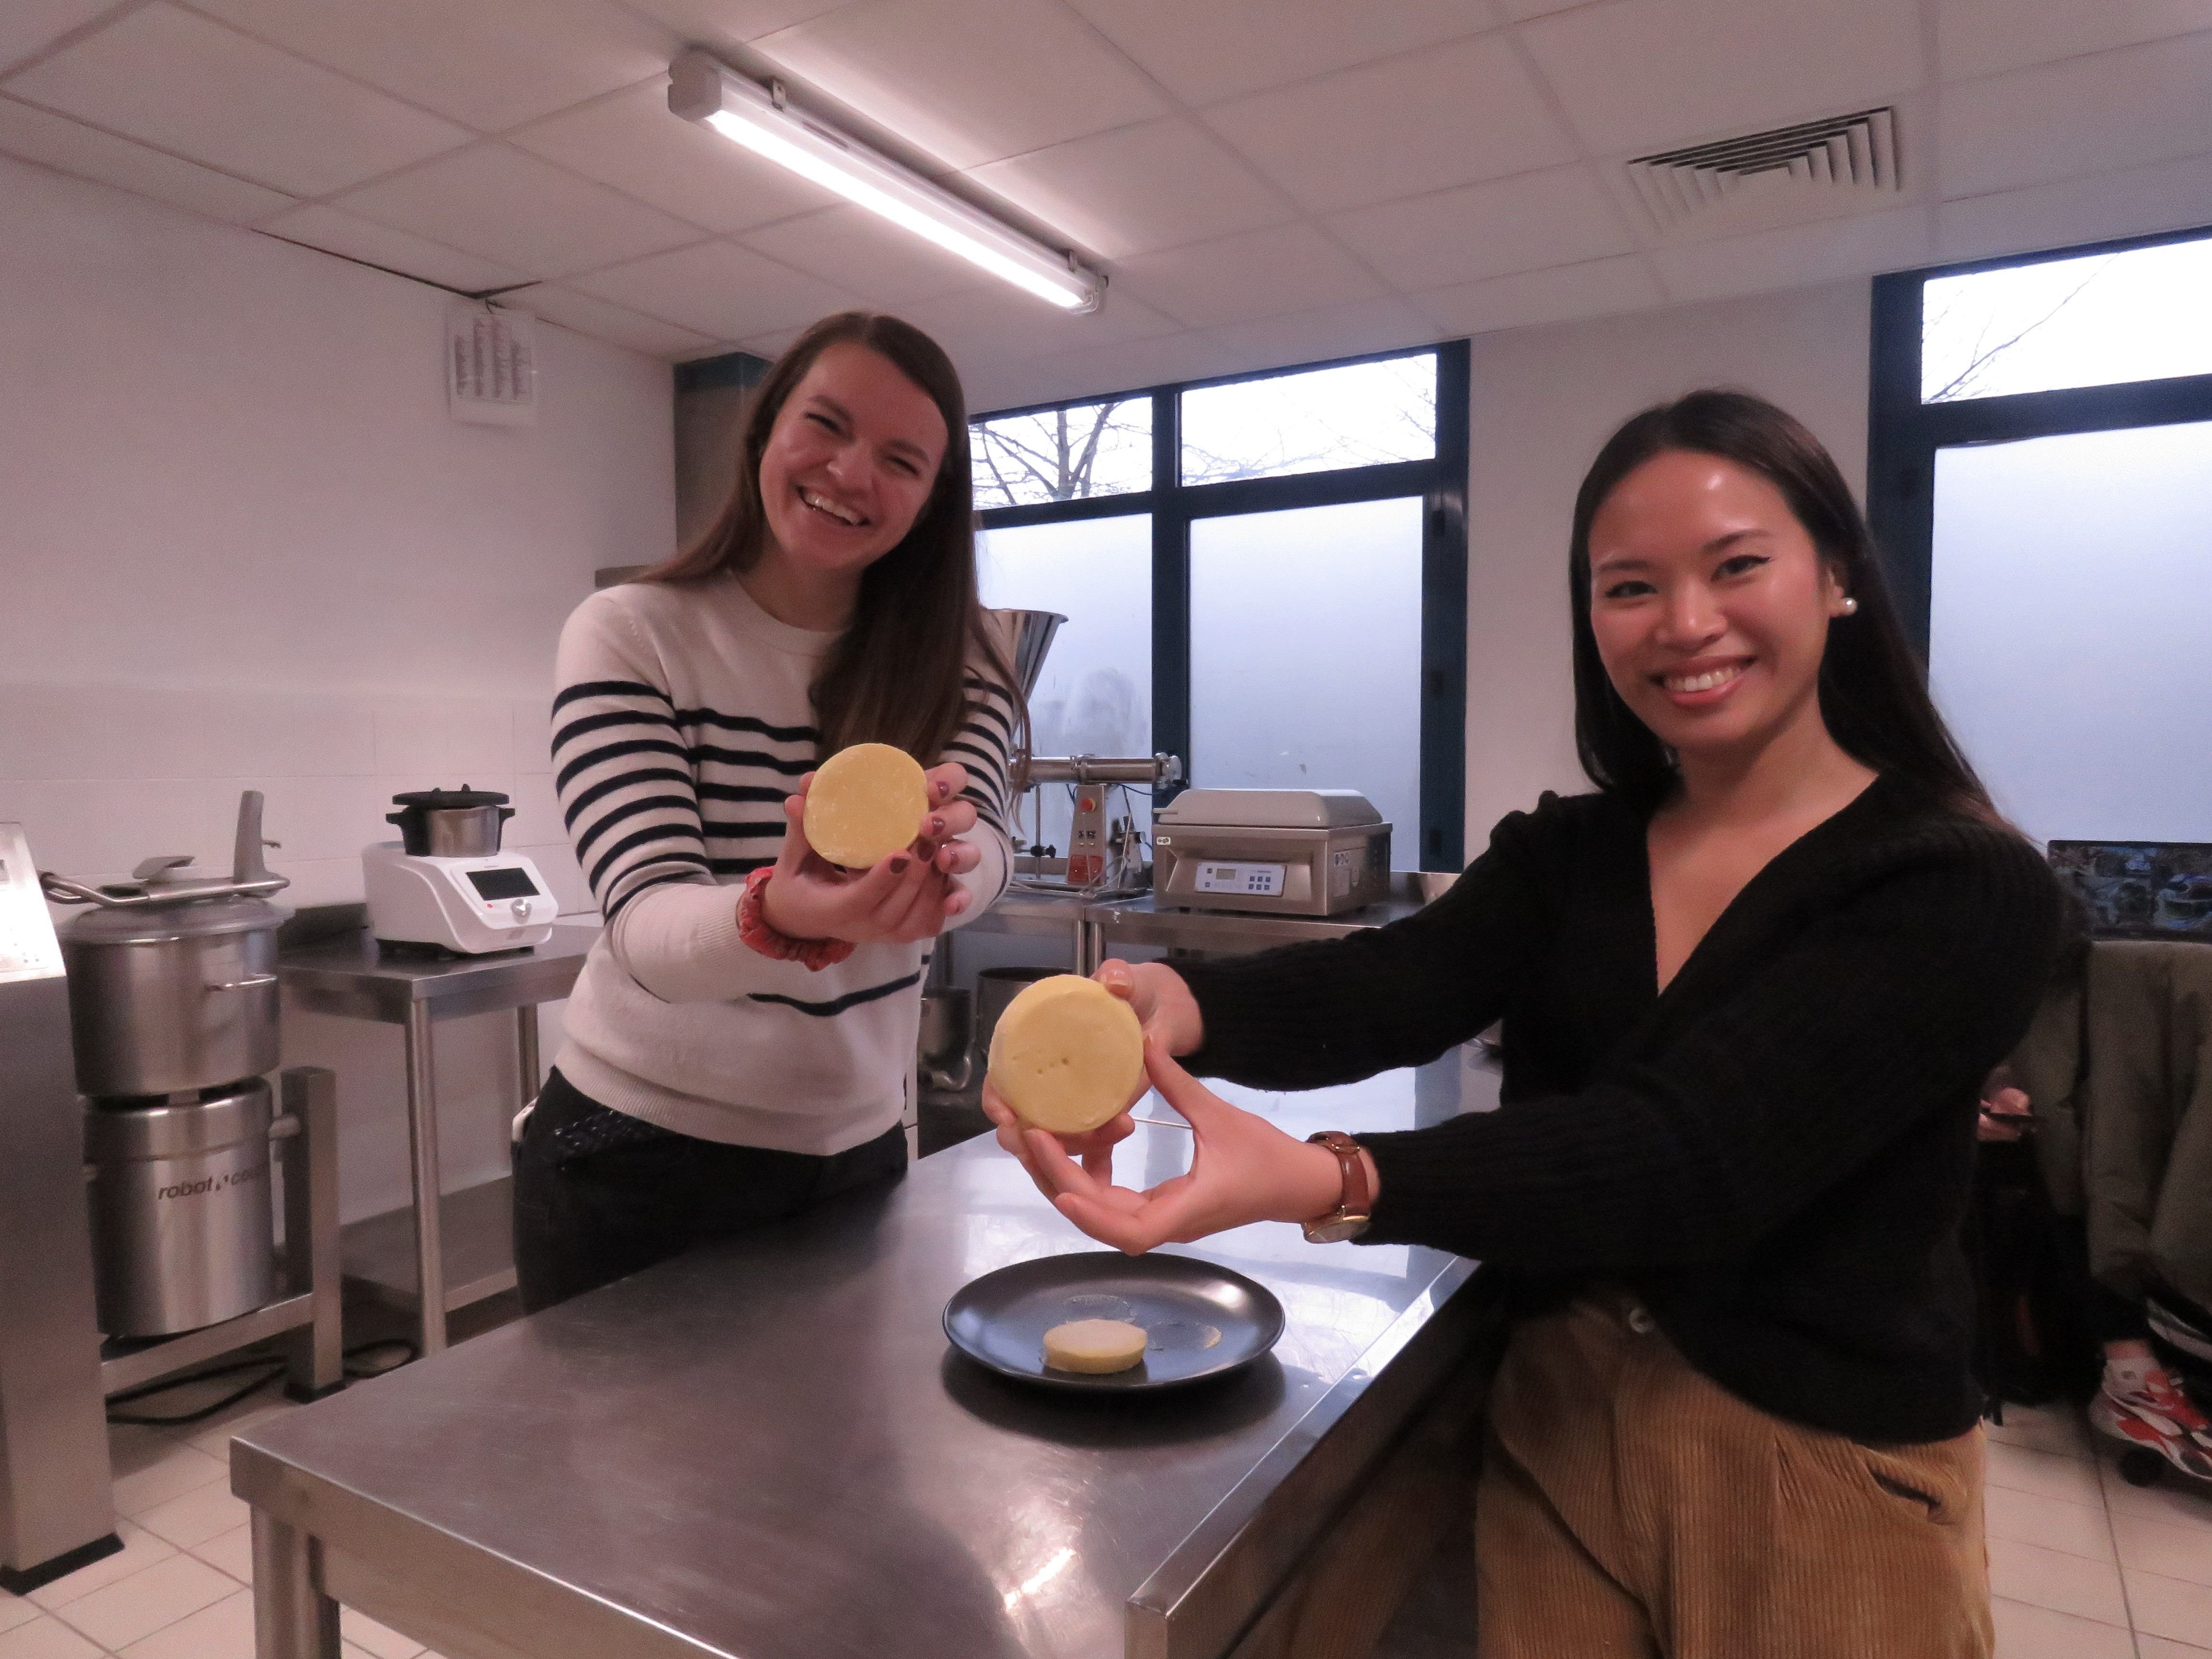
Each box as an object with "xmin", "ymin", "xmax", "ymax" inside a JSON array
[{"xmin": 512, "ymin": 1069, "xmax": 908, "ymax": 1313}]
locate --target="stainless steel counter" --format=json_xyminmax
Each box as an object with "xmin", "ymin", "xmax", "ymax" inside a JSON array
[
  {"xmin": 1083, "ymin": 890, "xmax": 1428, "ymax": 962},
  {"xmin": 277, "ymin": 924, "xmax": 599, "ymax": 1355},
  {"xmin": 234, "ymin": 1058, "xmax": 1499, "ymax": 1659}
]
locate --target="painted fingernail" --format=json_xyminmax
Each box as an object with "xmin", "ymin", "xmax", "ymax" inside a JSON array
[
  {"xmin": 929, "ymin": 816, "xmax": 945, "ymax": 835},
  {"xmin": 889, "ymin": 854, "xmax": 911, "ymax": 873}
]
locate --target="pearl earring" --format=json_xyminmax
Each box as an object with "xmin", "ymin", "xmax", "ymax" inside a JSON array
[{"xmin": 1839, "ymin": 597, "xmax": 1859, "ymax": 615}]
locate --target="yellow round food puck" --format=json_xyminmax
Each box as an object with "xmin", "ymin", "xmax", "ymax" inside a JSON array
[
  {"xmin": 803, "ymin": 742, "xmax": 930, "ymax": 869},
  {"xmin": 1043, "ymin": 1318, "xmax": 1147, "ymax": 1373},
  {"xmin": 988, "ymin": 974, "xmax": 1145, "ymax": 1135}
]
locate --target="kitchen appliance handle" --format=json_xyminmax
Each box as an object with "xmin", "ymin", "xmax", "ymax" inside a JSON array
[
  {"xmin": 40, "ymin": 872, "xmax": 289, "ymax": 907},
  {"xmin": 206, "ymin": 974, "xmax": 279, "ymax": 993}
]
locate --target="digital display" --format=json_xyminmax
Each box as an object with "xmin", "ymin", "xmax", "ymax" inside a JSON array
[
  {"xmin": 1194, "ymin": 861, "xmax": 1285, "ymax": 897},
  {"xmin": 465, "ymin": 866, "xmax": 540, "ymax": 901}
]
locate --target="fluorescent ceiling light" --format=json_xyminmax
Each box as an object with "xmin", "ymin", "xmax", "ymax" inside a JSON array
[{"xmin": 668, "ymin": 51, "xmax": 1104, "ymax": 314}]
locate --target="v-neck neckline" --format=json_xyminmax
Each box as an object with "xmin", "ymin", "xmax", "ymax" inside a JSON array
[{"xmin": 1640, "ymin": 772, "xmax": 1891, "ymax": 1003}]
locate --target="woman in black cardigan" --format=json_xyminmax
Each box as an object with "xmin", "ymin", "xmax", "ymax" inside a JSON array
[{"xmin": 987, "ymin": 392, "xmax": 2062, "ymax": 1658}]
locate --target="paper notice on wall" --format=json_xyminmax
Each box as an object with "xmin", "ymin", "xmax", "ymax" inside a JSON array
[{"xmin": 446, "ymin": 302, "xmax": 537, "ymax": 427}]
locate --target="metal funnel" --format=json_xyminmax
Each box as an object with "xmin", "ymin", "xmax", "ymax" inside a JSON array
[{"xmin": 992, "ymin": 609, "xmax": 1065, "ymax": 698}]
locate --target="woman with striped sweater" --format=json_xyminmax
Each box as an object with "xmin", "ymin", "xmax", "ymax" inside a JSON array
[{"xmin": 517, "ymin": 313, "xmax": 1023, "ymax": 1312}]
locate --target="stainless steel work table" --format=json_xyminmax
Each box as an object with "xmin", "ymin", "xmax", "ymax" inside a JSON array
[
  {"xmin": 1082, "ymin": 891, "xmax": 1428, "ymax": 964},
  {"xmin": 276, "ymin": 923, "xmax": 600, "ymax": 1358},
  {"xmin": 233, "ymin": 1058, "xmax": 1499, "ymax": 1659}
]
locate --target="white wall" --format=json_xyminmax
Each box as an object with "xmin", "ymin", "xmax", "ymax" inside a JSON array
[
  {"xmin": 1460, "ymin": 280, "xmax": 1872, "ymax": 843},
  {"xmin": 0, "ymin": 156, "xmax": 675, "ymax": 1222}
]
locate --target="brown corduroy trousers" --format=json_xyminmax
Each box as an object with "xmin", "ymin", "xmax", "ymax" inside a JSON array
[{"xmin": 1477, "ymin": 1295, "xmax": 1993, "ymax": 1659}]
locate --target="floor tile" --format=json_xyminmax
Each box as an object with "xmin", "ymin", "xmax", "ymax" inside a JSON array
[
  {"xmin": 1989, "ymin": 1596, "xmax": 2138, "ymax": 1659},
  {"xmin": 0, "ymin": 1616, "xmax": 102, "ymax": 1659},
  {"xmin": 103, "ymin": 1425, "xmax": 182, "ymax": 1482},
  {"xmin": 2116, "ymin": 1509, "xmax": 2212, "ymax": 1588},
  {"xmin": 2128, "ymin": 1567, "xmax": 2212, "ymax": 1648},
  {"xmin": 2102, "ymin": 1455, "xmax": 2212, "ymax": 1529},
  {"xmin": 2139, "ymin": 1636, "xmax": 2212, "ymax": 1658},
  {"xmin": 191, "ymin": 1524, "xmax": 254, "ymax": 1585},
  {"xmin": 133, "ymin": 1479, "xmax": 251, "ymax": 1551},
  {"xmin": 26, "ymin": 1524, "xmax": 176, "ymax": 1611},
  {"xmin": 47, "ymin": 1553, "xmax": 237, "ymax": 1651},
  {"xmin": 0, "ymin": 1598, "xmax": 36, "ymax": 1635},
  {"xmin": 1987, "ymin": 1536, "xmax": 2131, "ymax": 1626},
  {"xmin": 117, "ymin": 1586, "xmax": 256, "ymax": 1659},
  {"xmin": 1985, "ymin": 1482, "xmax": 2117, "ymax": 1561},
  {"xmin": 184, "ymin": 1396, "xmax": 301, "ymax": 1461},
  {"xmin": 109, "ymin": 1443, "xmax": 228, "ymax": 1519},
  {"xmin": 341, "ymin": 1606, "xmax": 425, "ymax": 1659},
  {"xmin": 1987, "ymin": 1402, "xmax": 2094, "ymax": 1462},
  {"xmin": 1987, "ymin": 1441, "xmax": 2109, "ymax": 1507}
]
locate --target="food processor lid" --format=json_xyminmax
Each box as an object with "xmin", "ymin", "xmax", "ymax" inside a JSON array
[
  {"xmin": 61, "ymin": 891, "xmax": 292, "ymax": 943},
  {"xmin": 390, "ymin": 786, "xmax": 511, "ymax": 810}
]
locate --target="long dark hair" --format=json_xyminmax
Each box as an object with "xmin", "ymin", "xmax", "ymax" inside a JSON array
[
  {"xmin": 644, "ymin": 312, "xmax": 1026, "ymax": 767},
  {"xmin": 1568, "ymin": 389, "xmax": 1994, "ymax": 819}
]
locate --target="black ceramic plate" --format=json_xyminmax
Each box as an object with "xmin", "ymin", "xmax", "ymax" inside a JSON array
[{"xmin": 944, "ymin": 1251, "xmax": 1285, "ymax": 1392}]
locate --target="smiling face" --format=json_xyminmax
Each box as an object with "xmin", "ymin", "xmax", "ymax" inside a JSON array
[
  {"xmin": 1585, "ymin": 449, "xmax": 1851, "ymax": 765},
  {"xmin": 755, "ymin": 340, "xmax": 950, "ymax": 593}
]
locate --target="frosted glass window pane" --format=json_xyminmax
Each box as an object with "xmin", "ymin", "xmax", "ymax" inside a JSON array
[
  {"xmin": 1190, "ymin": 497, "xmax": 1423, "ymax": 865},
  {"xmin": 1922, "ymin": 234, "xmax": 2212, "ymax": 402},
  {"xmin": 1181, "ymin": 356, "xmax": 1435, "ymax": 485},
  {"xmin": 971, "ymin": 397, "xmax": 1151, "ymax": 508},
  {"xmin": 1929, "ymin": 420, "xmax": 2212, "ymax": 844},
  {"xmin": 978, "ymin": 515, "xmax": 1152, "ymax": 856}
]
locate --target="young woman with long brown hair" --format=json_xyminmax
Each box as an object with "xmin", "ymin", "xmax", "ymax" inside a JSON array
[
  {"xmin": 988, "ymin": 391, "xmax": 2063, "ymax": 1656},
  {"xmin": 517, "ymin": 312, "xmax": 1024, "ymax": 1312}
]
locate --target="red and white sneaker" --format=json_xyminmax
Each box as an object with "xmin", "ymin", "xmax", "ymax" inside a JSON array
[{"xmin": 2091, "ymin": 1367, "xmax": 2212, "ymax": 1481}]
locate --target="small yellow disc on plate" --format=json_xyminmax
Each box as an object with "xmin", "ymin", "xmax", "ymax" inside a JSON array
[
  {"xmin": 988, "ymin": 974, "xmax": 1145, "ymax": 1135},
  {"xmin": 803, "ymin": 742, "xmax": 930, "ymax": 869},
  {"xmin": 1043, "ymin": 1318, "xmax": 1147, "ymax": 1373}
]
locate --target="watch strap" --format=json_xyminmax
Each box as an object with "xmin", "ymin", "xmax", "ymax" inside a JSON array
[{"xmin": 1306, "ymin": 1130, "xmax": 1372, "ymax": 1224}]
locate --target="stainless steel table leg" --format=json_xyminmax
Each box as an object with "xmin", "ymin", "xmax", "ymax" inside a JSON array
[
  {"xmin": 252, "ymin": 1510, "xmax": 337, "ymax": 1659},
  {"xmin": 402, "ymin": 1004, "xmax": 447, "ymax": 1358},
  {"xmin": 517, "ymin": 1004, "xmax": 541, "ymax": 1108},
  {"xmin": 280, "ymin": 1068, "xmax": 344, "ymax": 1397}
]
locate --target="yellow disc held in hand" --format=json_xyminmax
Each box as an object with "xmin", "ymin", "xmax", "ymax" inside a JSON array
[
  {"xmin": 988, "ymin": 974, "xmax": 1145, "ymax": 1135},
  {"xmin": 804, "ymin": 742, "xmax": 929, "ymax": 869}
]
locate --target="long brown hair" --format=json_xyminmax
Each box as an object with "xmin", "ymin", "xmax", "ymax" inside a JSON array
[
  {"xmin": 644, "ymin": 312, "xmax": 1027, "ymax": 768},
  {"xmin": 1567, "ymin": 390, "xmax": 1996, "ymax": 820}
]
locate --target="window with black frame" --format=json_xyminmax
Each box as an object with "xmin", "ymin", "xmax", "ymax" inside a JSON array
[
  {"xmin": 971, "ymin": 343, "xmax": 1469, "ymax": 873},
  {"xmin": 1868, "ymin": 225, "xmax": 2212, "ymax": 868}
]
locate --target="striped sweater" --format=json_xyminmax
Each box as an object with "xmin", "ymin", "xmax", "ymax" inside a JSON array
[{"xmin": 548, "ymin": 571, "xmax": 1015, "ymax": 1154}]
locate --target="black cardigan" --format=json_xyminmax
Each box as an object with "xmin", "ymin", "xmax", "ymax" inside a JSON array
[{"xmin": 1175, "ymin": 775, "xmax": 2063, "ymax": 1443}]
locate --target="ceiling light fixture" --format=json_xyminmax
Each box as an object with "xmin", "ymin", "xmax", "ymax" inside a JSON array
[{"xmin": 668, "ymin": 50, "xmax": 1105, "ymax": 314}]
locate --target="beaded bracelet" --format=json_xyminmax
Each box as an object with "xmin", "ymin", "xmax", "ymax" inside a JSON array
[{"xmin": 738, "ymin": 866, "xmax": 854, "ymax": 971}]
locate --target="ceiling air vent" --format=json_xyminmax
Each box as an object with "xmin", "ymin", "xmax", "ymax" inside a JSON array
[{"xmin": 1623, "ymin": 107, "xmax": 1899, "ymax": 235}]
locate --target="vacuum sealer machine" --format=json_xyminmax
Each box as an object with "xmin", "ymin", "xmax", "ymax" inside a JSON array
[{"xmin": 1152, "ymin": 789, "xmax": 1391, "ymax": 916}]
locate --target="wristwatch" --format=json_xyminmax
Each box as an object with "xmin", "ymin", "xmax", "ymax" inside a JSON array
[{"xmin": 1301, "ymin": 1130, "xmax": 1373, "ymax": 1244}]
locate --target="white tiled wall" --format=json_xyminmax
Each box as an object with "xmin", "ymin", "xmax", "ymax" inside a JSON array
[{"xmin": 0, "ymin": 156, "xmax": 675, "ymax": 1223}]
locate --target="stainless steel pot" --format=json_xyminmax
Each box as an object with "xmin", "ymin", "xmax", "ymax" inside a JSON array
[
  {"xmin": 917, "ymin": 989, "xmax": 973, "ymax": 1094},
  {"xmin": 386, "ymin": 787, "xmax": 513, "ymax": 857},
  {"xmin": 84, "ymin": 1079, "xmax": 275, "ymax": 1336},
  {"xmin": 43, "ymin": 791, "xmax": 291, "ymax": 1098}
]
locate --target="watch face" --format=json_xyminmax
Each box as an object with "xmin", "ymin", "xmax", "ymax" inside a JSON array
[{"xmin": 1303, "ymin": 1215, "xmax": 1370, "ymax": 1245}]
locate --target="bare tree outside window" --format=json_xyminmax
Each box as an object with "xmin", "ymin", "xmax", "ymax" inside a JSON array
[
  {"xmin": 971, "ymin": 399, "xmax": 1151, "ymax": 507},
  {"xmin": 1181, "ymin": 356, "xmax": 1436, "ymax": 484}
]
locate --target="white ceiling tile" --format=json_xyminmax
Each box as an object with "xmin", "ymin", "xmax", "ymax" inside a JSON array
[
  {"xmin": 333, "ymin": 142, "xmax": 705, "ymax": 277},
  {"xmin": 1937, "ymin": 151, "xmax": 2212, "ymax": 264},
  {"xmin": 754, "ymin": 0, "xmax": 1168, "ymax": 171},
  {"xmin": 966, "ymin": 117, "xmax": 1291, "ymax": 261},
  {"xmin": 1061, "ymin": 0, "xmax": 1502, "ymax": 105},
  {"xmin": 621, "ymin": 0, "xmax": 851, "ymax": 51},
  {"xmin": 1517, "ymin": 0, "xmax": 1924, "ymax": 157},
  {"xmin": 0, "ymin": 0, "xmax": 122, "ymax": 76},
  {"xmin": 517, "ymin": 283, "xmax": 719, "ymax": 357},
  {"xmin": 1936, "ymin": 0, "xmax": 2212, "ymax": 84},
  {"xmin": 1023, "ymin": 329, "xmax": 1240, "ymax": 401},
  {"xmin": 569, "ymin": 238, "xmax": 855, "ymax": 337},
  {"xmin": 1939, "ymin": 33, "xmax": 2212, "ymax": 198},
  {"xmin": 1416, "ymin": 253, "xmax": 1664, "ymax": 337},
  {"xmin": 737, "ymin": 205, "xmax": 980, "ymax": 306},
  {"xmin": 4, "ymin": 3, "xmax": 472, "ymax": 196},
  {"xmin": 1112, "ymin": 222, "xmax": 1386, "ymax": 329},
  {"xmin": 1648, "ymin": 204, "xmax": 1932, "ymax": 302},
  {"xmin": 1203, "ymin": 33, "xmax": 1580, "ymax": 216},
  {"xmin": 1203, "ymin": 296, "xmax": 1440, "ymax": 377},
  {"xmin": 186, "ymin": 0, "xmax": 678, "ymax": 132},
  {"xmin": 1330, "ymin": 164, "xmax": 1636, "ymax": 290},
  {"xmin": 258, "ymin": 204, "xmax": 530, "ymax": 293},
  {"xmin": 899, "ymin": 281, "xmax": 1180, "ymax": 359},
  {"xmin": 512, "ymin": 79, "xmax": 835, "ymax": 235},
  {"xmin": 1491, "ymin": 0, "xmax": 1585, "ymax": 16},
  {"xmin": 0, "ymin": 94, "xmax": 294, "ymax": 221}
]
